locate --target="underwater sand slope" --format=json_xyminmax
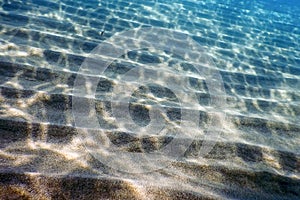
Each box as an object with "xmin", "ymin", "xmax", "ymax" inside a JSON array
[{"xmin": 0, "ymin": 0, "xmax": 299, "ymax": 199}]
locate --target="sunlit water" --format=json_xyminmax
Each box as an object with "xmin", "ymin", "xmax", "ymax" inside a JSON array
[{"xmin": 0, "ymin": 0, "xmax": 299, "ymax": 199}]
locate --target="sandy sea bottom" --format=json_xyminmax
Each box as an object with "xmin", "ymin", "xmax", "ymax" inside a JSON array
[{"xmin": 0, "ymin": 0, "xmax": 299, "ymax": 199}]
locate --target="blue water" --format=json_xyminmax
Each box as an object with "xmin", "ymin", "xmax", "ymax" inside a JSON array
[{"xmin": 0, "ymin": 0, "xmax": 299, "ymax": 199}]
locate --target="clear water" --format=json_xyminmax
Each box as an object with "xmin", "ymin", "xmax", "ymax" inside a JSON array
[{"xmin": 0, "ymin": 0, "xmax": 299, "ymax": 199}]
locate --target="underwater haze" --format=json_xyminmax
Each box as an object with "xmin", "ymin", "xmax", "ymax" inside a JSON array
[{"xmin": 0, "ymin": 0, "xmax": 299, "ymax": 199}]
